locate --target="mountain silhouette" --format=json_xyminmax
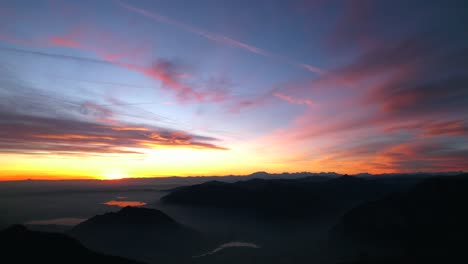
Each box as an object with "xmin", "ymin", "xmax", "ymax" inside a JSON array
[
  {"xmin": 162, "ymin": 177, "xmax": 326, "ymax": 219},
  {"xmin": 0, "ymin": 225, "xmax": 144, "ymax": 264},
  {"xmin": 160, "ymin": 175, "xmax": 410, "ymax": 220},
  {"xmin": 73, "ymin": 206, "xmax": 177, "ymax": 228},
  {"xmin": 329, "ymin": 174, "xmax": 468, "ymax": 263},
  {"xmin": 245, "ymin": 171, "xmax": 341, "ymax": 180},
  {"xmin": 70, "ymin": 207, "xmax": 212, "ymax": 264}
]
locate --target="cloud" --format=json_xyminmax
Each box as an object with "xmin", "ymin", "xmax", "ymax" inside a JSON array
[
  {"xmin": 115, "ymin": 0, "xmax": 324, "ymax": 74},
  {"xmin": 256, "ymin": 1, "xmax": 468, "ymax": 172},
  {"xmin": 0, "ymin": 46, "xmax": 112, "ymax": 65},
  {"xmin": 43, "ymin": 26, "xmax": 265, "ymax": 106},
  {"xmin": 306, "ymin": 136, "xmax": 468, "ymax": 174},
  {"xmin": 373, "ymin": 141, "xmax": 468, "ymax": 172},
  {"xmin": 1, "ymin": 35, "xmax": 263, "ymax": 112},
  {"xmin": 79, "ymin": 102, "xmax": 115, "ymax": 124},
  {"xmin": 0, "ymin": 46, "xmax": 230, "ymax": 105},
  {"xmin": 2, "ymin": 0, "xmax": 467, "ymax": 173},
  {"xmin": 385, "ymin": 120, "xmax": 468, "ymax": 137},
  {"xmin": 0, "ymin": 77, "xmax": 227, "ymax": 156},
  {"xmin": 0, "ymin": 110, "xmax": 227, "ymax": 155},
  {"xmin": 226, "ymin": 91, "xmax": 273, "ymax": 113},
  {"xmin": 326, "ymin": 0, "xmax": 377, "ymax": 52},
  {"xmin": 275, "ymin": 33, "xmax": 468, "ymax": 139},
  {"xmin": 273, "ymin": 92, "xmax": 314, "ymax": 107},
  {"xmin": 1, "ymin": 17, "xmax": 275, "ymax": 111},
  {"xmin": 44, "ymin": 28, "xmax": 210, "ymax": 103}
]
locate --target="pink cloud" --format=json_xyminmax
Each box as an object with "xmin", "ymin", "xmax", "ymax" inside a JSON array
[
  {"xmin": 385, "ymin": 120, "xmax": 468, "ymax": 137},
  {"xmin": 273, "ymin": 92, "xmax": 314, "ymax": 107},
  {"xmin": 50, "ymin": 36, "xmax": 81, "ymax": 48},
  {"xmin": 43, "ymin": 27, "xmax": 233, "ymax": 104},
  {"xmin": 1, "ymin": 27, "xmax": 262, "ymax": 110}
]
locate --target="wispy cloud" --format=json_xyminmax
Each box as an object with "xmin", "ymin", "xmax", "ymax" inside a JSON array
[
  {"xmin": 1, "ymin": 34, "xmax": 264, "ymax": 111},
  {"xmin": 1, "ymin": 16, "xmax": 287, "ymax": 111},
  {"xmin": 44, "ymin": 27, "xmax": 236, "ymax": 104},
  {"xmin": 0, "ymin": 46, "xmax": 112, "ymax": 65}
]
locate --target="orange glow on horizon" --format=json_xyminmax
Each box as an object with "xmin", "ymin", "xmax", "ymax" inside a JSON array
[{"xmin": 99, "ymin": 168, "xmax": 129, "ymax": 180}]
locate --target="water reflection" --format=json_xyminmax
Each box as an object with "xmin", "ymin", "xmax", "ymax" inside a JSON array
[
  {"xmin": 103, "ymin": 200, "xmax": 147, "ymax": 207},
  {"xmin": 194, "ymin": 241, "xmax": 260, "ymax": 257}
]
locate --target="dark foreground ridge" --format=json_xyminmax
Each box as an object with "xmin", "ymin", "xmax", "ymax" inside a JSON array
[
  {"xmin": 329, "ymin": 174, "xmax": 468, "ymax": 263},
  {"xmin": 0, "ymin": 224, "xmax": 144, "ymax": 264}
]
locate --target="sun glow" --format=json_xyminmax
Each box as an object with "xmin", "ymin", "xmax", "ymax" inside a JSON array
[{"xmin": 100, "ymin": 168, "xmax": 128, "ymax": 180}]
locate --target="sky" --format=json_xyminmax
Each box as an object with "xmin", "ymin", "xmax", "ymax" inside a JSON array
[{"xmin": 0, "ymin": 0, "xmax": 467, "ymax": 180}]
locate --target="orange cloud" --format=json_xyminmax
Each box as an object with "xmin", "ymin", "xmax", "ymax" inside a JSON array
[
  {"xmin": 111, "ymin": 127, "xmax": 150, "ymax": 131},
  {"xmin": 0, "ymin": 103, "xmax": 227, "ymax": 155}
]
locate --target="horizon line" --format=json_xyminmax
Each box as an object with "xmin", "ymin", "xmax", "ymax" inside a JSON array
[{"xmin": 0, "ymin": 170, "xmax": 466, "ymax": 182}]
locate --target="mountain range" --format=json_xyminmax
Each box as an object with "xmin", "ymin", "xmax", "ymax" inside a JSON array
[
  {"xmin": 2, "ymin": 172, "xmax": 468, "ymax": 264},
  {"xmin": 0, "ymin": 224, "xmax": 143, "ymax": 264}
]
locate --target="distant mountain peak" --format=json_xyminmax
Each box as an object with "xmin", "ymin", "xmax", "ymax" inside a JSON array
[
  {"xmin": 200, "ymin": 180, "xmax": 228, "ymax": 186},
  {"xmin": 249, "ymin": 171, "xmax": 269, "ymax": 176},
  {"xmin": 118, "ymin": 206, "xmax": 170, "ymax": 217},
  {"xmin": 72, "ymin": 207, "xmax": 177, "ymax": 229},
  {"xmin": 330, "ymin": 175, "xmax": 366, "ymax": 182},
  {"xmin": 69, "ymin": 207, "xmax": 207, "ymax": 263}
]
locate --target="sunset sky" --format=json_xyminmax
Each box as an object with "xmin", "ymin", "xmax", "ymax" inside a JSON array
[{"xmin": 0, "ymin": 0, "xmax": 467, "ymax": 180}]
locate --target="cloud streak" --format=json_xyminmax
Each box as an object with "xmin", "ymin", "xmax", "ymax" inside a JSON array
[
  {"xmin": 273, "ymin": 92, "xmax": 314, "ymax": 107},
  {"xmin": 0, "ymin": 46, "xmax": 112, "ymax": 65},
  {"xmin": 115, "ymin": 0, "xmax": 324, "ymax": 74}
]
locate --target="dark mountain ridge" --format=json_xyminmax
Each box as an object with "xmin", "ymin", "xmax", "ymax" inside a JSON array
[
  {"xmin": 0, "ymin": 224, "xmax": 144, "ymax": 264},
  {"xmin": 329, "ymin": 173, "xmax": 468, "ymax": 263},
  {"xmin": 69, "ymin": 207, "xmax": 213, "ymax": 264},
  {"xmin": 160, "ymin": 174, "xmax": 424, "ymax": 220}
]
